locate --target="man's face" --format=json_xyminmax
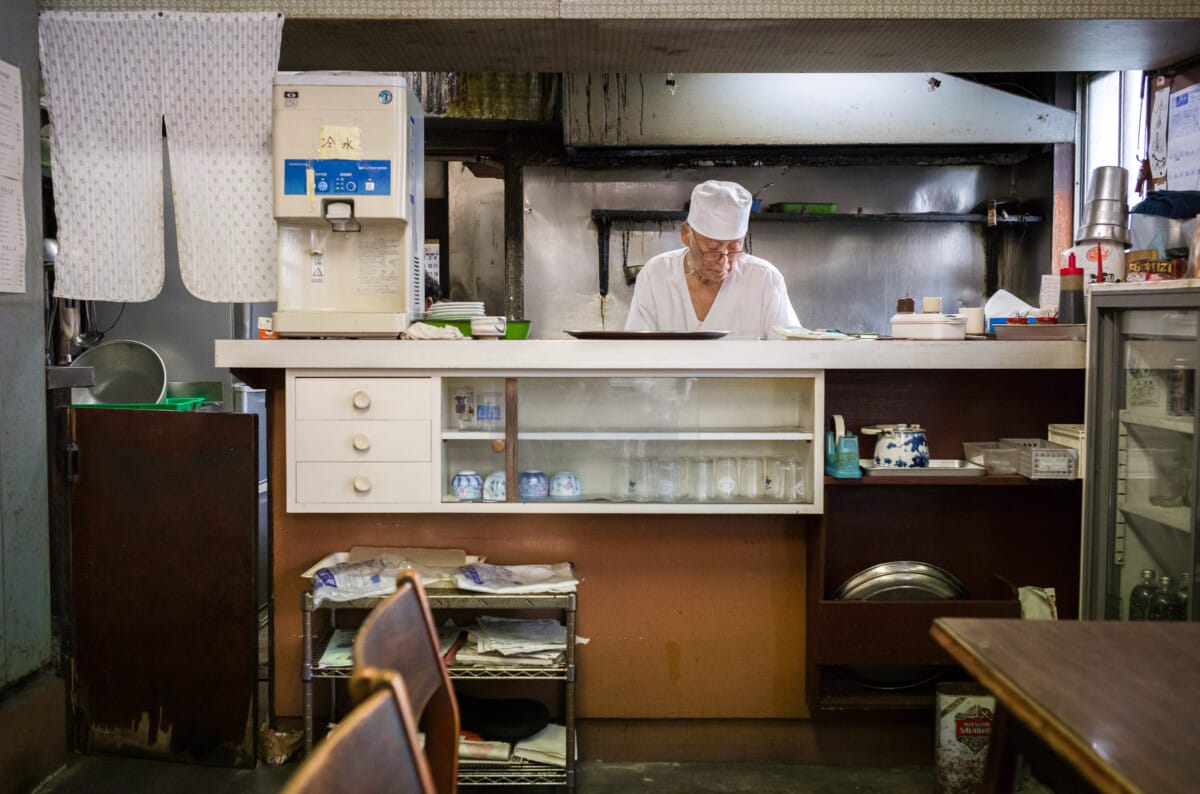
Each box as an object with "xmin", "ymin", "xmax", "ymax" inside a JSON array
[{"xmin": 684, "ymin": 225, "xmax": 745, "ymax": 283}]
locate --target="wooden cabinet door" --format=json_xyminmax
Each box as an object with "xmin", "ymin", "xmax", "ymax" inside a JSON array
[{"xmin": 69, "ymin": 408, "xmax": 258, "ymax": 767}]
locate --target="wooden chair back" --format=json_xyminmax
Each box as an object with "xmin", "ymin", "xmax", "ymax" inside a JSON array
[
  {"xmin": 351, "ymin": 569, "xmax": 459, "ymax": 794},
  {"xmin": 282, "ymin": 676, "xmax": 435, "ymax": 794}
]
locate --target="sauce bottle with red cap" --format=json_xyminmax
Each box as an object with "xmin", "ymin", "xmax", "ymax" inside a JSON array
[{"xmin": 1058, "ymin": 252, "xmax": 1086, "ymax": 324}]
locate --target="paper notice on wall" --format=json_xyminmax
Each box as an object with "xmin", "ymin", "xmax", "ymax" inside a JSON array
[
  {"xmin": 318, "ymin": 125, "xmax": 361, "ymax": 159},
  {"xmin": 0, "ymin": 58, "xmax": 24, "ymax": 294},
  {"xmin": 1148, "ymin": 85, "xmax": 1170, "ymax": 187},
  {"xmin": 1167, "ymin": 83, "xmax": 1200, "ymax": 191},
  {"xmin": 0, "ymin": 179, "xmax": 25, "ymax": 294},
  {"xmin": 0, "ymin": 58, "xmax": 21, "ymax": 181}
]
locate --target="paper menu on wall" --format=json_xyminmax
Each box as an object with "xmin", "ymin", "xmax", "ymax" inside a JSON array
[
  {"xmin": 0, "ymin": 58, "xmax": 21, "ymax": 180},
  {"xmin": 0, "ymin": 58, "xmax": 24, "ymax": 295},
  {"xmin": 1167, "ymin": 83, "xmax": 1200, "ymax": 191}
]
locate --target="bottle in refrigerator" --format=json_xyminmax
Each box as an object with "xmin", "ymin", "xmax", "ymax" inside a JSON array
[
  {"xmin": 1128, "ymin": 569, "xmax": 1157, "ymax": 620},
  {"xmin": 1167, "ymin": 357, "xmax": 1195, "ymax": 417},
  {"xmin": 1178, "ymin": 572, "xmax": 1192, "ymax": 618},
  {"xmin": 1148, "ymin": 575, "xmax": 1184, "ymax": 621}
]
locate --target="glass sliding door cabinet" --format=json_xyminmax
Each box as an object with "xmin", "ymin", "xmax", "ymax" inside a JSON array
[{"xmin": 1083, "ymin": 283, "xmax": 1198, "ymax": 622}]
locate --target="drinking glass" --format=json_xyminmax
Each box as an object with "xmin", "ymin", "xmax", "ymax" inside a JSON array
[
  {"xmin": 611, "ymin": 458, "xmax": 636, "ymax": 501},
  {"xmin": 655, "ymin": 457, "xmax": 680, "ymax": 501},
  {"xmin": 690, "ymin": 457, "xmax": 715, "ymax": 502},
  {"xmin": 714, "ymin": 456, "xmax": 738, "ymax": 500},
  {"xmin": 738, "ymin": 456, "xmax": 763, "ymax": 500},
  {"xmin": 777, "ymin": 458, "xmax": 799, "ymax": 502},
  {"xmin": 762, "ymin": 457, "xmax": 783, "ymax": 499},
  {"xmin": 633, "ymin": 457, "xmax": 656, "ymax": 502}
]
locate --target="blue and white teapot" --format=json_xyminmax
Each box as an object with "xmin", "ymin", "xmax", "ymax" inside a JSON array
[{"xmin": 862, "ymin": 424, "xmax": 929, "ymax": 468}]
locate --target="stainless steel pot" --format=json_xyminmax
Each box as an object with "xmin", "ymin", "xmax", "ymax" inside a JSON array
[{"xmin": 70, "ymin": 340, "xmax": 167, "ymax": 405}]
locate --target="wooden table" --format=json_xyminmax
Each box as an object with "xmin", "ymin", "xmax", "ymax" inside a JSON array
[{"xmin": 930, "ymin": 618, "xmax": 1200, "ymax": 794}]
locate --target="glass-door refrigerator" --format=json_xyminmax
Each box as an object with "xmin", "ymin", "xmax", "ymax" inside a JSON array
[{"xmin": 1083, "ymin": 282, "xmax": 1198, "ymax": 622}]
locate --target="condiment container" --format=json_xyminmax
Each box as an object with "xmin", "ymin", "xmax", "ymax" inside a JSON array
[
  {"xmin": 1057, "ymin": 253, "xmax": 1085, "ymax": 325},
  {"xmin": 889, "ymin": 313, "xmax": 966, "ymax": 340}
]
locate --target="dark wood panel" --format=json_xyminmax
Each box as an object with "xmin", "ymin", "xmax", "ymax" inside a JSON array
[
  {"xmin": 71, "ymin": 409, "xmax": 258, "ymax": 766},
  {"xmin": 811, "ymin": 598, "xmax": 1020, "ymax": 665}
]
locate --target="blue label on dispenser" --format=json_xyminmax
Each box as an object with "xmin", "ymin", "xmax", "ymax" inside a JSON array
[{"xmin": 283, "ymin": 159, "xmax": 392, "ymax": 196}]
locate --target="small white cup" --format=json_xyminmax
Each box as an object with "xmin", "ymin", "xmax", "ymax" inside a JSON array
[
  {"xmin": 921, "ymin": 296, "xmax": 942, "ymax": 314},
  {"xmin": 961, "ymin": 307, "xmax": 985, "ymax": 335}
]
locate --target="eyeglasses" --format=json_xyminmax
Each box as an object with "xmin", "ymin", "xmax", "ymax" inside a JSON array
[{"xmin": 696, "ymin": 246, "xmax": 744, "ymax": 263}]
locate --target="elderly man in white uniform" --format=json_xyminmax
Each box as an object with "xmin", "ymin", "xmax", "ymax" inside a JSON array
[{"xmin": 625, "ymin": 180, "xmax": 799, "ymax": 339}]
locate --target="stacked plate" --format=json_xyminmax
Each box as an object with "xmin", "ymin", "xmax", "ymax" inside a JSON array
[
  {"xmin": 833, "ymin": 561, "xmax": 968, "ymax": 690},
  {"xmin": 833, "ymin": 561, "xmax": 968, "ymax": 601},
  {"xmin": 426, "ymin": 301, "xmax": 485, "ymax": 321}
]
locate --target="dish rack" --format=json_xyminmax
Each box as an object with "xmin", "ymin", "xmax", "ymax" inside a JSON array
[{"xmin": 999, "ymin": 438, "xmax": 1078, "ymax": 480}]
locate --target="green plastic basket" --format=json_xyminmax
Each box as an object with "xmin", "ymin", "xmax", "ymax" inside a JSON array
[{"xmin": 73, "ymin": 396, "xmax": 205, "ymax": 411}]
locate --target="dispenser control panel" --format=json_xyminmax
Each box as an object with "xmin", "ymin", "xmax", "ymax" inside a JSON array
[{"xmin": 283, "ymin": 159, "xmax": 392, "ymax": 196}]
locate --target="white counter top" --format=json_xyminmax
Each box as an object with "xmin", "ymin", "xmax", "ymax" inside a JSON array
[{"xmin": 216, "ymin": 338, "xmax": 1084, "ymax": 372}]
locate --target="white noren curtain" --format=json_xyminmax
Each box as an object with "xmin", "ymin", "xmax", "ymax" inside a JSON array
[{"xmin": 40, "ymin": 11, "xmax": 282, "ymax": 303}]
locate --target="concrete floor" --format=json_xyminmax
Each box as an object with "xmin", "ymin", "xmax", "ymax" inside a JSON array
[{"xmin": 33, "ymin": 755, "xmax": 937, "ymax": 793}]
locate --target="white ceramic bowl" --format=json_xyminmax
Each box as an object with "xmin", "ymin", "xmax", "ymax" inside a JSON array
[{"xmin": 470, "ymin": 316, "xmax": 506, "ymax": 338}]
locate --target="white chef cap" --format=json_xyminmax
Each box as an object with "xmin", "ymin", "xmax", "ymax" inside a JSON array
[{"xmin": 686, "ymin": 180, "xmax": 752, "ymax": 240}]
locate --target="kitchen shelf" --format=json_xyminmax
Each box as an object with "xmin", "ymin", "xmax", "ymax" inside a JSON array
[
  {"xmin": 824, "ymin": 474, "xmax": 1057, "ymax": 486},
  {"xmin": 516, "ymin": 429, "xmax": 814, "ymax": 442},
  {"xmin": 1118, "ymin": 499, "xmax": 1193, "ymax": 533},
  {"xmin": 302, "ymin": 587, "xmax": 578, "ymax": 790},
  {"xmin": 591, "ymin": 209, "xmax": 1041, "ymax": 226},
  {"xmin": 592, "ymin": 208, "xmax": 1041, "ymax": 294},
  {"xmin": 1118, "ymin": 409, "xmax": 1194, "ymax": 435}
]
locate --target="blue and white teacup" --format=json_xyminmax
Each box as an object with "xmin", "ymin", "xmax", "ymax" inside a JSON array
[
  {"xmin": 518, "ymin": 470, "xmax": 549, "ymax": 500},
  {"xmin": 451, "ymin": 470, "xmax": 483, "ymax": 501},
  {"xmin": 483, "ymin": 471, "xmax": 507, "ymax": 502},
  {"xmin": 550, "ymin": 470, "xmax": 582, "ymax": 500}
]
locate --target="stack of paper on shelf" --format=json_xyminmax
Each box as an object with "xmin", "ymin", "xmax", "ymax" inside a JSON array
[
  {"xmin": 455, "ymin": 616, "xmax": 567, "ymax": 667},
  {"xmin": 303, "ymin": 547, "xmax": 479, "ymax": 605},
  {"xmin": 459, "ymin": 733, "xmax": 512, "ymax": 762},
  {"xmin": 513, "ymin": 724, "xmax": 567, "ymax": 767},
  {"xmin": 317, "ymin": 629, "xmax": 357, "ymax": 668},
  {"xmin": 455, "ymin": 562, "xmax": 578, "ymax": 594}
]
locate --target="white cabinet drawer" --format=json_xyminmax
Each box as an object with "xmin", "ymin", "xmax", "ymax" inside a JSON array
[
  {"xmin": 295, "ymin": 377, "xmax": 431, "ymax": 421},
  {"xmin": 294, "ymin": 420, "xmax": 430, "ymax": 462},
  {"xmin": 295, "ymin": 462, "xmax": 432, "ymax": 504}
]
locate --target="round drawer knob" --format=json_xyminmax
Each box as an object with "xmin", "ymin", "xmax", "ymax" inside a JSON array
[
  {"xmin": 352, "ymin": 475, "xmax": 372, "ymax": 493},
  {"xmin": 352, "ymin": 433, "xmax": 371, "ymax": 451},
  {"xmin": 352, "ymin": 390, "xmax": 371, "ymax": 410}
]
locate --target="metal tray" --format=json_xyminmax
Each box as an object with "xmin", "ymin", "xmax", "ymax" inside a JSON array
[
  {"xmin": 834, "ymin": 561, "xmax": 968, "ymax": 601},
  {"xmin": 564, "ymin": 330, "xmax": 728, "ymax": 340},
  {"xmin": 859, "ymin": 459, "xmax": 985, "ymax": 476},
  {"xmin": 994, "ymin": 323, "xmax": 1086, "ymax": 341}
]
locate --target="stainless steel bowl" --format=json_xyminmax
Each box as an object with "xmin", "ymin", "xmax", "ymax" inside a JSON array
[{"xmin": 70, "ymin": 340, "xmax": 167, "ymax": 405}]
